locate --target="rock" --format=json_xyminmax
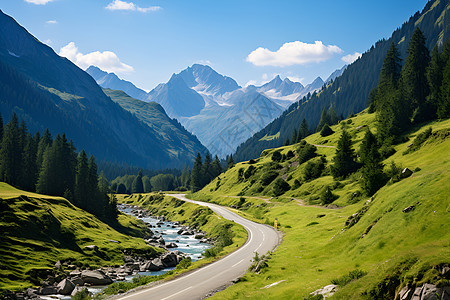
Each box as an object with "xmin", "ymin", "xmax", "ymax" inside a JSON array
[
  {"xmin": 310, "ymin": 284, "xmax": 337, "ymax": 298},
  {"xmin": 181, "ymin": 230, "xmax": 193, "ymax": 235},
  {"xmin": 166, "ymin": 242, "xmax": 178, "ymax": 248},
  {"xmin": 403, "ymin": 205, "xmax": 416, "ymax": 213},
  {"xmin": 151, "ymin": 258, "xmax": 164, "ymax": 269},
  {"xmin": 71, "ymin": 276, "xmax": 84, "ymax": 286},
  {"xmin": 399, "ymin": 286, "xmax": 412, "ymax": 300},
  {"xmin": 441, "ymin": 286, "xmax": 450, "ymax": 299},
  {"xmin": 57, "ymin": 279, "xmax": 75, "ymax": 295},
  {"xmin": 69, "ymin": 270, "xmax": 81, "ymax": 277},
  {"xmin": 421, "ymin": 283, "xmax": 439, "ymax": 300},
  {"xmin": 157, "ymin": 237, "xmax": 165, "ymax": 245},
  {"xmin": 81, "ymin": 270, "xmax": 113, "ymax": 285},
  {"xmin": 177, "ymin": 229, "xmax": 184, "ymax": 234},
  {"xmin": 160, "ymin": 252, "xmax": 178, "ymax": 267},
  {"xmin": 356, "ymin": 125, "xmax": 368, "ymax": 130},
  {"xmin": 54, "ymin": 260, "xmax": 62, "ymax": 270},
  {"xmin": 37, "ymin": 285, "xmax": 57, "ymax": 295},
  {"xmin": 141, "ymin": 260, "xmax": 163, "ymax": 271},
  {"xmin": 442, "ymin": 266, "xmax": 450, "ymax": 276},
  {"xmin": 411, "ymin": 286, "xmax": 423, "ymax": 300},
  {"xmin": 194, "ymin": 234, "xmax": 204, "ymax": 239},
  {"xmin": 108, "ymin": 239, "xmax": 120, "ymax": 243},
  {"xmin": 401, "ymin": 168, "xmax": 413, "ymax": 179},
  {"xmin": 71, "ymin": 286, "xmax": 88, "ymax": 297},
  {"xmin": 25, "ymin": 288, "xmax": 38, "ymax": 298},
  {"xmin": 84, "ymin": 245, "xmax": 98, "ymax": 251}
]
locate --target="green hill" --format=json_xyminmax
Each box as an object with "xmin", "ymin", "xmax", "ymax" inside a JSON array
[
  {"xmin": 0, "ymin": 183, "xmax": 161, "ymax": 291},
  {"xmin": 233, "ymin": 0, "xmax": 449, "ymax": 162},
  {"xmin": 191, "ymin": 111, "xmax": 450, "ymax": 299}
]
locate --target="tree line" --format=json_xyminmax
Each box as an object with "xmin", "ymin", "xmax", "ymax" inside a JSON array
[{"xmin": 0, "ymin": 113, "xmax": 116, "ymax": 221}]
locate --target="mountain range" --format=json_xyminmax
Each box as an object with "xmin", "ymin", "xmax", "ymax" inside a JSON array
[
  {"xmin": 87, "ymin": 64, "xmax": 326, "ymax": 158},
  {"xmin": 0, "ymin": 10, "xmax": 207, "ymax": 169}
]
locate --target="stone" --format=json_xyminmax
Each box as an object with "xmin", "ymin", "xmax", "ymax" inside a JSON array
[
  {"xmin": 80, "ymin": 270, "xmax": 113, "ymax": 285},
  {"xmin": 442, "ymin": 266, "xmax": 450, "ymax": 276},
  {"xmin": 69, "ymin": 270, "xmax": 81, "ymax": 277},
  {"xmin": 399, "ymin": 286, "xmax": 412, "ymax": 300},
  {"xmin": 71, "ymin": 276, "xmax": 84, "ymax": 286},
  {"xmin": 421, "ymin": 283, "xmax": 438, "ymax": 300},
  {"xmin": 54, "ymin": 260, "xmax": 62, "ymax": 270},
  {"xmin": 151, "ymin": 258, "xmax": 164, "ymax": 269},
  {"xmin": 57, "ymin": 279, "xmax": 75, "ymax": 295},
  {"xmin": 310, "ymin": 284, "xmax": 338, "ymax": 298},
  {"xmin": 37, "ymin": 285, "xmax": 57, "ymax": 295},
  {"xmin": 403, "ymin": 205, "xmax": 416, "ymax": 213},
  {"xmin": 84, "ymin": 245, "xmax": 98, "ymax": 251},
  {"xmin": 166, "ymin": 242, "xmax": 178, "ymax": 248},
  {"xmin": 71, "ymin": 286, "xmax": 88, "ymax": 297},
  {"xmin": 108, "ymin": 239, "xmax": 120, "ymax": 243},
  {"xmin": 160, "ymin": 252, "xmax": 178, "ymax": 267},
  {"xmin": 194, "ymin": 234, "xmax": 204, "ymax": 239},
  {"xmin": 401, "ymin": 167, "xmax": 413, "ymax": 179},
  {"xmin": 441, "ymin": 286, "xmax": 450, "ymax": 299},
  {"xmin": 411, "ymin": 286, "xmax": 423, "ymax": 300},
  {"xmin": 141, "ymin": 260, "xmax": 163, "ymax": 271}
]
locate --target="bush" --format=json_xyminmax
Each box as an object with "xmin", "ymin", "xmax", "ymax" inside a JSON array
[
  {"xmin": 244, "ymin": 165, "xmax": 256, "ymax": 180},
  {"xmin": 331, "ymin": 269, "xmax": 367, "ymax": 286},
  {"xmin": 303, "ymin": 158, "xmax": 326, "ymax": 181},
  {"xmin": 203, "ymin": 246, "xmax": 222, "ymax": 258},
  {"xmin": 237, "ymin": 168, "xmax": 244, "ymax": 181},
  {"xmin": 320, "ymin": 124, "xmax": 334, "ymax": 137},
  {"xmin": 176, "ymin": 257, "xmax": 192, "ymax": 270},
  {"xmin": 272, "ymin": 178, "xmax": 290, "ymax": 196},
  {"xmin": 386, "ymin": 161, "xmax": 402, "ymax": 183},
  {"xmin": 297, "ymin": 143, "xmax": 317, "ymax": 164},
  {"xmin": 403, "ymin": 127, "xmax": 432, "ymax": 155},
  {"xmin": 272, "ymin": 150, "xmax": 282, "ymax": 162},
  {"xmin": 260, "ymin": 171, "xmax": 278, "ymax": 185},
  {"xmin": 320, "ymin": 187, "xmax": 337, "ymax": 205},
  {"xmin": 286, "ymin": 150, "xmax": 295, "ymax": 159}
]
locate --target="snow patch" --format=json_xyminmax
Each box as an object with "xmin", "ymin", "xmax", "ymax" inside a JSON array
[{"xmin": 8, "ymin": 50, "xmax": 20, "ymax": 58}]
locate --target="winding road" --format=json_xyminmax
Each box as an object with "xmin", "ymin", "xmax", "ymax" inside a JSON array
[{"xmin": 118, "ymin": 194, "xmax": 280, "ymax": 300}]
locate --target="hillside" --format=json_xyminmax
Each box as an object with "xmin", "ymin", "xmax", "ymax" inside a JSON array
[
  {"xmin": 103, "ymin": 88, "xmax": 208, "ymax": 163},
  {"xmin": 0, "ymin": 183, "xmax": 160, "ymax": 291},
  {"xmin": 191, "ymin": 111, "xmax": 450, "ymax": 299},
  {"xmin": 0, "ymin": 10, "xmax": 201, "ymax": 169},
  {"xmin": 234, "ymin": 0, "xmax": 450, "ymax": 162}
]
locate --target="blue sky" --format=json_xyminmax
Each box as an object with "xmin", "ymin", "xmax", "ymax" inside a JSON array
[{"xmin": 1, "ymin": 0, "xmax": 429, "ymax": 91}]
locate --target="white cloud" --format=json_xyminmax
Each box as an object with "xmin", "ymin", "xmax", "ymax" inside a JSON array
[
  {"xmin": 342, "ymin": 52, "xmax": 362, "ymax": 64},
  {"xmin": 247, "ymin": 41, "xmax": 343, "ymax": 67},
  {"xmin": 58, "ymin": 42, "xmax": 134, "ymax": 74},
  {"xmin": 46, "ymin": 20, "xmax": 57, "ymax": 25},
  {"xmin": 24, "ymin": 0, "xmax": 54, "ymax": 4},
  {"xmin": 105, "ymin": 0, "xmax": 161, "ymax": 13}
]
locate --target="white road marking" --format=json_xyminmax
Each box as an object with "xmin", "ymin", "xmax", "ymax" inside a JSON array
[
  {"xmin": 161, "ymin": 286, "xmax": 192, "ymax": 300},
  {"xmin": 231, "ymin": 259, "xmax": 244, "ymax": 268}
]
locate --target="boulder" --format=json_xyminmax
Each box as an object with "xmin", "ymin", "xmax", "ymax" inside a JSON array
[
  {"xmin": 401, "ymin": 168, "xmax": 413, "ymax": 179},
  {"xmin": 194, "ymin": 234, "xmax": 204, "ymax": 239},
  {"xmin": 421, "ymin": 283, "xmax": 440, "ymax": 300},
  {"xmin": 160, "ymin": 252, "xmax": 178, "ymax": 267},
  {"xmin": 69, "ymin": 270, "xmax": 81, "ymax": 277},
  {"xmin": 398, "ymin": 286, "xmax": 412, "ymax": 300},
  {"xmin": 181, "ymin": 230, "xmax": 193, "ymax": 235},
  {"xmin": 54, "ymin": 260, "xmax": 62, "ymax": 270},
  {"xmin": 411, "ymin": 286, "xmax": 423, "ymax": 300},
  {"xmin": 141, "ymin": 261, "xmax": 163, "ymax": 271},
  {"xmin": 310, "ymin": 284, "xmax": 337, "ymax": 298},
  {"xmin": 403, "ymin": 205, "xmax": 416, "ymax": 213},
  {"xmin": 84, "ymin": 245, "xmax": 98, "ymax": 251},
  {"xmin": 57, "ymin": 279, "xmax": 75, "ymax": 295},
  {"xmin": 80, "ymin": 270, "xmax": 112, "ymax": 285},
  {"xmin": 151, "ymin": 258, "xmax": 164, "ymax": 269},
  {"xmin": 166, "ymin": 242, "xmax": 178, "ymax": 248},
  {"xmin": 71, "ymin": 286, "xmax": 88, "ymax": 297},
  {"xmin": 71, "ymin": 276, "xmax": 84, "ymax": 286},
  {"xmin": 37, "ymin": 285, "xmax": 57, "ymax": 295}
]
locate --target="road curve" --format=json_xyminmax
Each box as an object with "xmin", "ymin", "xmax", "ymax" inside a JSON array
[{"xmin": 118, "ymin": 193, "xmax": 280, "ymax": 300}]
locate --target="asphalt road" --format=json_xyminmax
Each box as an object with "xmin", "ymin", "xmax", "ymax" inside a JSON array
[{"xmin": 118, "ymin": 193, "xmax": 280, "ymax": 300}]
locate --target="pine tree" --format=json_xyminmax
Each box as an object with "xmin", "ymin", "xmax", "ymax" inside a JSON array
[
  {"xmin": 298, "ymin": 118, "xmax": 309, "ymax": 142},
  {"xmin": 426, "ymin": 45, "xmax": 443, "ymax": 118},
  {"xmin": 180, "ymin": 164, "xmax": 190, "ymax": 188},
  {"xmin": 74, "ymin": 150, "xmax": 89, "ymax": 209},
  {"xmin": 401, "ymin": 28, "xmax": 430, "ymax": 123},
  {"xmin": 190, "ymin": 153, "xmax": 202, "ymax": 192},
  {"xmin": 331, "ymin": 130, "xmax": 358, "ymax": 179},
  {"xmin": 131, "ymin": 170, "xmax": 144, "ymax": 193},
  {"xmin": 36, "ymin": 128, "xmax": 52, "ymax": 171},
  {"xmin": 0, "ymin": 113, "xmax": 22, "ymax": 186},
  {"xmin": 227, "ymin": 154, "xmax": 235, "ymax": 169},
  {"xmin": 201, "ymin": 153, "xmax": 212, "ymax": 186},
  {"xmin": 359, "ymin": 130, "xmax": 385, "ymax": 195},
  {"xmin": 20, "ymin": 133, "xmax": 38, "ymax": 191},
  {"xmin": 211, "ymin": 155, "xmax": 222, "ymax": 178},
  {"xmin": 439, "ymin": 40, "xmax": 450, "ymax": 118},
  {"xmin": 291, "ymin": 129, "xmax": 298, "ymax": 145}
]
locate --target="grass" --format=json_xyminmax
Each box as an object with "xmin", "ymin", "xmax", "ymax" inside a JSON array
[
  {"xmin": 188, "ymin": 110, "xmax": 450, "ymax": 299},
  {"xmin": 0, "ymin": 184, "xmax": 162, "ymax": 291}
]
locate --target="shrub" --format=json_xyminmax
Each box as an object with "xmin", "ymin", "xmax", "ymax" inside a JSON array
[
  {"xmin": 203, "ymin": 246, "xmax": 222, "ymax": 258},
  {"xmin": 320, "ymin": 187, "xmax": 337, "ymax": 205},
  {"xmin": 298, "ymin": 143, "xmax": 317, "ymax": 164},
  {"xmin": 331, "ymin": 269, "xmax": 367, "ymax": 286},
  {"xmin": 260, "ymin": 171, "xmax": 278, "ymax": 185},
  {"xmin": 403, "ymin": 127, "xmax": 432, "ymax": 155},
  {"xmin": 320, "ymin": 124, "xmax": 334, "ymax": 137},
  {"xmin": 303, "ymin": 158, "xmax": 326, "ymax": 181},
  {"xmin": 272, "ymin": 150, "xmax": 282, "ymax": 162},
  {"xmin": 272, "ymin": 178, "xmax": 290, "ymax": 196},
  {"xmin": 176, "ymin": 257, "xmax": 192, "ymax": 270},
  {"xmin": 286, "ymin": 150, "xmax": 295, "ymax": 159},
  {"xmin": 237, "ymin": 168, "xmax": 244, "ymax": 181},
  {"xmin": 244, "ymin": 165, "xmax": 256, "ymax": 180}
]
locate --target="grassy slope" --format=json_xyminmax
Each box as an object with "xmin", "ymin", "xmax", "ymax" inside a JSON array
[
  {"xmin": 0, "ymin": 183, "xmax": 162, "ymax": 291},
  {"xmin": 191, "ymin": 111, "xmax": 450, "ymax": 299}
]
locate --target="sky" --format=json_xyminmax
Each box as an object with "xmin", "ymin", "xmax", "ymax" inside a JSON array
[{"xmin": 0, "ymin": 0, "xmax": 430, "ymax": 91}]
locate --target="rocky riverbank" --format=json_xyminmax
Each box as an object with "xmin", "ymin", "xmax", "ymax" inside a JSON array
[{"xmin": 6, "ymin": 204, "xmax": 212, "ymax": 299}]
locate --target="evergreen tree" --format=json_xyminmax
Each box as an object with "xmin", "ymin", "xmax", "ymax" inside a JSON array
[
  {"xmin": 298, "ymin": 118, "xmax": 309, "ymax": 142},
  {"xmin": 211, "ymin": 155, "xmax": 222, "ymax": 178},
  {"xmin": 401, "ymin": 28, "xmax": 430, "ymax": 123},
  {"xmin": 227, "ymin": 154, "xmax": 235, "ymax": 169},
  {"xmin": 439, "ymin": 40, "xmax": 450, "ymax": 118},
  {"xmin": 190, "ymin": 153, "xmax": 202, "ymax": 192},
  {"xmin": 20, "ymin": 133, "xmax": 38, "ymax": 191},
  {"xmin": 291, "ymin": 129, "xmax": 298, "ymax": 145},
  {"xmin": 426, "ymin": 45, "xmax": 443, "ymax": 118},
  {"xmin": 201, "ymin": 153, "xmax": 212, "ymax": 186},
  {"xmin": 331, "ymin": 130, "xmax": 358, "ymax": 179},
  {"xmin": 0, "ymin": 113, "xmax": 22, "ymax": 186},
  {"xmin": 36, "ymin": 128, "xmax": 52, "ymax": 171},
  {"xmin": 74, "ymin": 150, "xmax": 89, "ymax": 209},
  {"xmin": 142, "ymin": 175, "xmax": 152, "ymax": 192},
  {"xmin": 131, "ymin": 170, "xmax": 144, "ymax": 193},
  {"xmin": 320, "ymin": 124, "xmax": 334, "ymax": 137},
  {"xmin": 117, "ymin": 183, "xmax": 127, "ymax": 194},
  {"xmin": 359, "ymin": 129, "xmax": 386, "ymax": 195},
  {"xmin": 180, "ymin": 164, "xmax": 190, "ymax": 188}
]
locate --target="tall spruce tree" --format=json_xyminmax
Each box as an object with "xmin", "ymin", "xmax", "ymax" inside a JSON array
[
  {"xmin": 331, "ymin": 130, "xmax": 358, "ymax": 179},
  {"xmin": 426, "ymin": 45, "xmax": 443, "ymax": 118},
  {"xmin": 211, "ymin": 155, "xmax": 222, "ymax": 178},
  {"xmin": 36, "ymin": 129, "xmax": 52, "ymax": 171},
  {"xmin": 401, "ymin": 28, "xmax": 430, "ymax": 123},
  {"xmin": 359, "ymin": 129, "xmax": 385, "ymax": 195},
  {"xmin": 291, "ymin": 129, "xmax": 298, "ymax": 145},
  {"xmin": 227, "ymin": 154, "xmax": 235, "ymax": 169},
  {"xmin": 298, "ymin": 118, "xmax": 309, "ymax": 142},
  {"xmin": 190, "ymin": 153, "xmax": 202, "ymax": 192},
  {"xmin": 74, "ymin": 150, "xmax": 89, "ymax": 209},
  {"xmin": 20, "ymin": 133, "xmax": 38, "ymax": 191},
  {"xmin": 131, "ymin": 170, "xmax": 144, "ymax": 193},
  {"xmin": 439, "ymin": 40, "xmax": 450, "ymax": 118},
  {"xmin": 180, "ymin": 164, "xmax": 190, "ymax": 188},
  {"xmin": 201, "ymin": 153, "xmax": 212, "ymax": 186},
  {"xmin": 0, "ymin": 114, "xmax": 22, "ymax": 186}
]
